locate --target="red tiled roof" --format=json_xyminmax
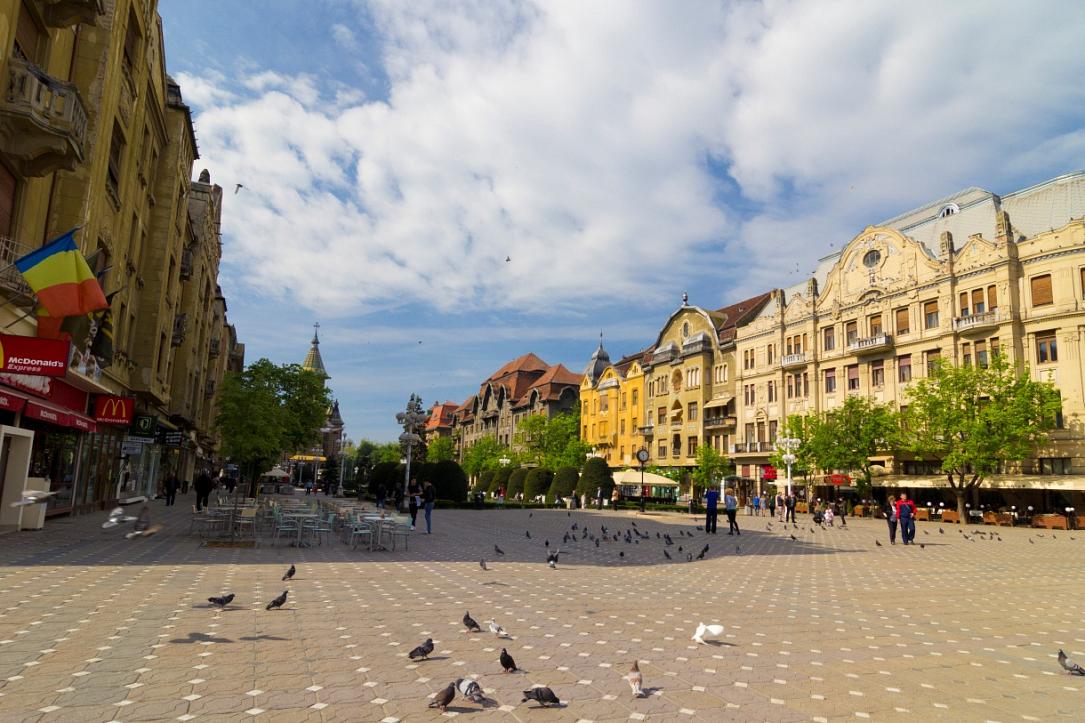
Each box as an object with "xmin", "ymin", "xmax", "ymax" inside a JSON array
[
  {"xmin": 714, "ymin": 291, "xmax": 773, "ymax": 331},
  {"xmin": 486, "ymin": 352, "xmax": 549, "ymax": 381},
  {"xmin": 425, "ymin": 401, "xmax": 459, "ymax": 430}
]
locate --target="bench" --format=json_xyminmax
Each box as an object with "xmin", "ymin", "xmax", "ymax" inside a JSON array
[
  {"xmin": 1032, "ymin": 514, "xmax": 1068, "ymax": 530},
  {"xmin": 941, "ymin": 510, "xmax": 961, "ymax": 524}
]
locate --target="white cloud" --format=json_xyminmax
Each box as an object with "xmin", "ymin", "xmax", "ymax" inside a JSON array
[
  {"xmin": 181, "ymin": 0, "xmax": 1085, "ymax": 315},
  {"xmin": 331, "ymin": 23, "xmax": 358, "ymax": 50}
]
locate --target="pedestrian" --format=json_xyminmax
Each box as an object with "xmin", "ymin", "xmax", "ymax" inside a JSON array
[
  {"xmin": 885, "ymin": 493, "xmax": 898, "ymax": 544},
  {"xmin": 224, "ymin": 476, "xmax": 236, "ymax": 495},
  {"xmin": 394, "ymin": 485, "xmax": 404, "ymax": 512},
  {"xmin": 163, "ymin": 473, "xmax": 179, "ymax": 507},
  {"xmin": 304, "ymin": 479, "xmax": 313, "ymax": 496},
  {"xmin": 422, "ymin": 480, "xmax": 436, "ymax": 534},
  {"xmin": 705, "ymin": 485, "xmax": 719, "ymax": 534},
  {"xmin": 611, "ymin": 487, "xmax": 621, "ymax": 511},
  {"xmin": 724, "ymin": 487, "xmax": 740, "ymax": 535},
  {"xmin": 823, "ymin": 503, "xmax": 835, "ymax": 526},
  {"xmin": 767, "ymin": 492, "xmax": 777, "ymax": 520},
  {"xmin": 375, "ymin": 483, "xmax": 386, "ymax": 509},
  {"xmin": 596, "ymin": 486, "xmax": 604, "ymax": 511},
  {"xmin": 407, "ymin": 478, "xmax": 422, "ymax": 530},
  {"xmin": 193, "ymin": 470, "xmax": 213, "ymax": 511},
  {"xmin": 835, "ymin": 500, "xmax": 847, "ymax": 528},
  {"xmin": 896, "ymin": 493, "xmax": 917, "ymax": 544},
  {"xmin": 752, "ymin": 494, "xmax": 761, "ymax": 517},
  {"xmin": 776, "ymin": 492, "xmax": 786, "ymax": 521},
  {"xmin": 784, "ymin": 494, "xmax": 796, "ymax": 523}
]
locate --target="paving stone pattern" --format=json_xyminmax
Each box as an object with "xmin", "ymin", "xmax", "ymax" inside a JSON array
[{"xmin": 0, "ymin": 500, "xmax": 1082, "ymax": 722}]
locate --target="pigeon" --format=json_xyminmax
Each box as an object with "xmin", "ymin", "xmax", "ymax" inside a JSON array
[
  {"xmin": 102, "ymin": 507, "xmax": 137, "ymax": 529},
  {"xmin": 919, "ymin": 543, "xmax": 925, "ymax": 549},
  {"xmin": 939, "ymin": 527, "xmax": 945, "ymax": 534},
  {"xmin": 627, "ymin": 660, "xmax": 644, "ymax": 697},
  {"xmin": 208, "ymin": 593, "xmax": 235, "ymax": 608},
  {"xmin": 428, "ymin": 681, "xmax": 456, "ymax": 710},
  {"xmin": 697, "ymin": 544, "xmax": 709, "ymax": 558},
  {"xmin": 547, "ymin": 550, "xmax": 560, "ymax": 569},
  {"xmin": 11, "ymin": 490, "xmax": 57, "ymax": 507},
  {"xmin": 494, "ymin": 545, "xmax": 505, "ymax": 556},
  {"xmin": 500, "ymin": 647, "xmax": 517, "ymax": 672},
  {"xmin": 282, "ymin": 564, "xmax": 295, "ymax": 582},
  {"xmin": 408, "ymin": 638, "xmax": 435, "ymax": 660},
  {"xmin": 525, "ymin": 530, "xmax": 531, "ymax": 539},
  {"xmin": 735, "ymin": 546, "xmax": 741, "ymax": 554},
  {"xmin": 544, "ymin": 539, "xmax": 549, "ymax": 547},
  {"xmin": 619, "ymin": 551, "xmax": 624, "ymax": 558},
  {"xmin": 506, "ymin": 256, "xmax": 511, "ymax": 263},
  {"xmin": 479, "ymin": 559, "xmax": 488, "ymax": 571},
  {"xmin": 664, "ymin": 550, "xmax": 672, "ymax": 560},
  {"xmin": 265, "ymin": 591, "xmax": 288, "ymax": 610},
  {"xmin": 521, "ymin": 686, "xmax": 560, "ymax": 707},
  {"xmin": 790, "ymin": 535, "xmax": 797, "ymax": 541},
  {"xmin": 456, "ymin": 677, "xmax": 487, "ymax": 704},
  {"xmin": 1029, "ymin": 538, "xmax": 1035, "ymax": 544},
  {"xmin": 486, "ymin": 619, "xmax": 508, "ymax": 637},
  {"xmin": 678, "ymin": 546, "xmax": 683, "ymax": 552},
  {"xmin": 875, "ymin": 540, "xmax": 882, "ymax": 547},
  {"xmin": 463, "ymin": 611, "xmax": 481, "ymax": 633},
  {"xmin": 687, "ymin": 553, "xmax": 693, "ymax": 562},
  {"xmin": 125, "ymin": 523, "xmax": 164, "ymax": 539},
  {"xmin": 692, "ymin": 623, "xmax": 724, "ymax": 645},
  {"xmin": 1058, "ymin": 649, "xmax": 1085, "ymax": 675},
  {"xmin": 529, "ymin": 512, "xmax": 533, "ymax": 518}
]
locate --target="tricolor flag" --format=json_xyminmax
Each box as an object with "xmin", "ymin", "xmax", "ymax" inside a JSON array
[{"xmin": 15, "ymin": 229, "xmax": 108, "ymax": 318}]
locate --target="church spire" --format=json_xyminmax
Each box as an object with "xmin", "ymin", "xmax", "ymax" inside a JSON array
[{"xmin": 302, "ymin": 321, "xmax": 327, "ymax": 377}]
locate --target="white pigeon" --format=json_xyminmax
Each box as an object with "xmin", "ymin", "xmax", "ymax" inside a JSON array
[
  {"xmin": 10, "ymin": 490, "xmax": 57, "ymax": 507},
  {"xmin": 485, "ymin": 619, "xmax": 508, "ymax": 638},
  {"xmin": 102, "ymin": 507, "xmax": 137, "ymax": 529},
  {"xmin": 692, "ymin": 622, "xmax": 724, "ymax": 645},
  {"xmin": 626, "ymin": 661, "xmax": 644, "ymax": 697}
]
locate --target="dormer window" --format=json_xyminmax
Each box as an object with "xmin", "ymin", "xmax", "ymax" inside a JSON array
[
  {"xmin": 939, "ymin": 203, "xmax": 960, "ymax": 218},
  {"xmin": 682, "ymin": 321, "xmax": 689, "ymax": 338}
]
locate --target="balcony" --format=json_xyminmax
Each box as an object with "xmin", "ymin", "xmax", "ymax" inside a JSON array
[
  {"xmin": 171, "ymin": 314, "xmax": 187, "ymax": 346},
  {"xmin": 0, "ymin": 56, "xmax": 88, "ymax": 177},
  {"xmin": 731, "ymin": 441, "xmax": 769, "ymax": 454},
  {"xmin": 848, "ymin": 332, "xmax": 893, "ymax": 355},
  {"xmin": 0, "ymin": 236, "xmax": 36, "ymax": 305},
  {"xmin": 703, "ymin": 415, "xmax": 737, "ymax": 429},
  {"xmin": 209, "ymin": 338, "xmax": 221, "ymax": 357},
  {"xmin": 179, "ymin": 248, "xmax": 194, "ymax": 279},
  {"xmin": 41, "ymin": 0, "xmax": 105, "ymax": 27},
  {"xmin": 637, "ymin": 424, "xmax": 655, "ymax": 437},
  {"xmin": 954, "ymin": 310, "xmax": 1001, "ymax": 333},
  {"xmin": 779, "ymin": 352, "xmax": 808, "ymax": 369}
]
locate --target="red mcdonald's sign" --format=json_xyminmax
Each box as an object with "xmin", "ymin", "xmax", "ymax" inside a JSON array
[
  {"xmin": 0, "ymin": 333, "xmax": 70, "ymax": 377},
  {"xmin": 94, "ymin": 395, "xmax": 135, "ymax": 424}
]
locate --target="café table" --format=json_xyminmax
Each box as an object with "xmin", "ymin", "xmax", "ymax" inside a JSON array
[{"xmin": 285, "ymin": 512, "xmax": 318, "ymax": 547}]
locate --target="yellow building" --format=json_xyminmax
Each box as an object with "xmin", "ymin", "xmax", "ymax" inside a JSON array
[
  {"xmin": 731, "ymin": 171, "xmax": 1085, "ymax": 508},
  {"xmin": 579, "ymin": 341, "xmax": 646, "ymax": 468}
]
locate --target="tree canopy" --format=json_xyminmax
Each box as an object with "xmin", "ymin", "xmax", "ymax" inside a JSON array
[
  {"xmin": 804, "ymin": 395, "xmax": 899, "ymax": 494},
  {"xmin": 461, "ymin": 437, "xmax": 510, "ymax": 479},
  {"xmin": 902, "ymin": 355, "xmax": 1060, "ymax": 515},
  {"xmin": 577, "ymin": 457, "xmax": 614, "ymax": 497},
  {"xmin": 515, "ymin": 407, "xmax": 591, "ymax": 470},
  {"xmin": 426, "ymin": 436, "xmax": 456, "ymax": 462},
  {"xmin": 690, "ymin": 444, "xmax": 729, "ymax": 494}
]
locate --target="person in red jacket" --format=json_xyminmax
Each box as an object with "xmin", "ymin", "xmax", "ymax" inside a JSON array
[{"xmin": 896, "ymin": 493, "xmax": 918, "ymax": 544}]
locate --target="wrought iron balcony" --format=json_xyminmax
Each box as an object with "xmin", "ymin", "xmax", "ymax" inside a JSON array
[
  {"xmin": 0, "ymin": 236, "xmax": 36, "ymax": 305},
  {"xmin": 953, "ymin": 310, "xmax": 1000, "ymax": 332},
  {"xmin": 703, "ymin": 415, "xmax": 737, "ymax": 429},
  {"xmin": 731, "ymin": 441, "xmax": 768, "ymax": 453},
  {"xmin": 41, "ymin": 0, "xmax": 105, "ymax": 27},
  {"xmin": 780, "ymin": 352, "xmax": 808, "ymax": 369},
  {"xmin": 847, "ymin": 332, "xmax": 893, "ymax": 355},
  {"xmin": 0, "ymin": 55, "xmax": 88, "ymax": 176},
  {"xmin": 637, "ymin": 424, "xmax": 655, "ymax": 437}
]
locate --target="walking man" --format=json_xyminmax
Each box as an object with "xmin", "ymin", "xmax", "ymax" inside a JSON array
[
  {"xmin": 163, "ymin": 473, "xmax": 179, "ymax": 507},
  {"xmin": 705, "ymin": 485, "xmax": 719, "ymax": 534},
  {"xmin": 596, "ymin": 486, "xmax": 604, "ymax": 510},
  {"xmin": 193, "ymin": 470, "xmax": 213, "ymax": 511},
  {"xmin": 422, "ymin": 480, "xmax": 436, "ymax": 534},
  {"xmin": 724, "ymin": 487, "xmax": 740, "ymax": 535},
  {"xmin": 767, "ymin": 492, "xmax": 777, "ymax": 520},
  {"xmin": 407, "ymin": 478, "xmax": 422, "ymax": 530},
  {"xmin": 896, "ymin": 493, "xmax": 917, "ymax": 544},
  {"xmin": 784, "ymin": 493, "xmax": 796, "ymax": 523},
  {"xmin": 885, "ymin": 494, "xmax": 898, "ymax": 544}
]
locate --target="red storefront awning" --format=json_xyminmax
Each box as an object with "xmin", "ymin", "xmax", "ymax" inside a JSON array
[
  {"xmin": 24, "ymin": 398, "xmax": 97, "ymax": 433},
  {"xmin": 0, "ymin": 386, "xmax": 29, "ymax": 413}
]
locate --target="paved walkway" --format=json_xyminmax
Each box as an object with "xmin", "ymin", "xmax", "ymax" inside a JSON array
[{"xmin": 0, "ymin": 498, "xmax": 1082, "ymax": 722}]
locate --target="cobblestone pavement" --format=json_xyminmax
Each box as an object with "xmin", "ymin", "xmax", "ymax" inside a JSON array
[{"xmin": 0, "ymin": 498, "xmax": 1082, "ymax": 722}]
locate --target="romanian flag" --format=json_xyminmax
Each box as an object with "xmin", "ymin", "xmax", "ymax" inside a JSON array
[{"xmin": 15, "ymin": 229, "xmax": 108, "ymax": 318}]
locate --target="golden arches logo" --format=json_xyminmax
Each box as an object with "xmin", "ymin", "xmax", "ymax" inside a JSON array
[
  {"xmin": 0, "ymin": 337, "xmax": 5, "ymax": 367},
  {"xmin": 98, "ymin": 397, "xmax": 131, "ymax": 420}
]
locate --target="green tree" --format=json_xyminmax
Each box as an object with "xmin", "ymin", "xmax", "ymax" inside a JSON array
[
  {"xmin": 548, "ymin": 466, "xmax": 579, "ymax": 504},
  {"xmin": 321, "ymin": 455, "xmax": 340, "ymax": 493},
  {"xmin": 902, "ymin": 355, "xmax": 1060, "ymax": 518},
  {"xmin": 368, "ymin": 461, "xmax": 400, "ymax": 496},
  {"xmin": 373, "ymin": 442, "xmax": 403, "ymax": 464},
  {"xmin": 577, "ymin": 457, "xmax": 614, "ymax": 498},
  {"xmin": 515, "ymin": 407, "xmax": 592, "ymax": 470},
  {"xmin": 431, "ymin": 460, "xmax": 469, "ymax": 501},
  {"xmin": 490, "ymin": 466, "xmax": 513, "ymax": 495},
  {"xmin": 805, "ymin": 396, "xmax": 899, "ymax": 495},
  {"xmin": 690, "ymin": 444, "xmax": 729, "ymax": 496},
  {"xmin": 462, "ymin": 437, "xmax": 509, "ymax": 480},
  {"xmin": 768, "ymin": 414, "xmax": 816, "ymax": 479},
  {"xmin": 426, "ymin": 436, "xmax": 456, "ymax": 462},
  {"xmin": 507, "ymin": 468, "xmax": 528, "ymax": 499},
  {"xmin": 523, "ymin": 468, "xmax": 553, "ymax": 502}
]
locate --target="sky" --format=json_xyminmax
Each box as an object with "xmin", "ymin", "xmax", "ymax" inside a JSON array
[{"xmin": 157, "ymin": 0, "xmax": 1085, "ymax": 444}]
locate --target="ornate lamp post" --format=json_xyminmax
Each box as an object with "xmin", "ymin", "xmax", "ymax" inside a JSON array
[
  {"xmin": 636, "ymin": 447, "xmax": 650, "ymax": 513},
  {"xmin": 775, "ymin": 436, "xmax": 801, "ymax": 497},
  {"xmin": 395, "ymin": 393, "xmax": 427, "ymax": 512}
]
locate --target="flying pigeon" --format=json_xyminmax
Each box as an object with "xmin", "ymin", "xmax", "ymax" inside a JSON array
[
  {"xmin": 208, "ymin": 593, "xmax": 235, "ymax": 609},
  {"xmin": 486, "ymin": 619, "xmax": 508, "ymax": 637},
  {"xmin": 494, "ymin": 545, "xmax": 505, "ymax": 556},
  {"xmin": 1058, "ymin": 649, "xmax": 1085, "ymax": 675},
  {"xmin": 428, "ymin": 681, "xmax": 456, "ymax": 710},
  {"xmin": 463, "ymin": 611, "xmax": 481, "ymax": 633},
  {"xmin": 479, "ymin": 559, "xmax": 488, "ymax": 571},
  {"xmin": 692, "ymin": 623, "xmax": 724, "ymax": 645},
  {"xmin": 547, "ymin": 549, "xmax": 560, "ymax": 569},
  {"xmin": 125, "ymin": 523, "xmax": 164, "ymax": 539},
  {"xmin": 506, "ymin": 256, "xmax": 511, "ymax": 263},
  {"xmin": 456, "ymin": 677, "xmax": 487, "ymax": 704},
  {"xmin": 282, "ymin": 564, "xmax": 295, "ymax": 581},
  {"xmin": 408, "ymin": 638, "xmax": 435, "ymax": 660},
  {"xmin": 102, "ymin": 507, "xmax": 137, "ymax": 529},
  {"xmin": 10, "ymin": 490, "xmax": 57, "ymax": 507},
  {"xmin": 521, "ymin": 686, "xmax": 560, "ymax": 707},
  {"xmin": 265, "ymin": 591, "xmax": 288, "ymax": 610},
  {"xmin": 234, "ymin": 183, "xmax": 244, "ymax": 194},
  {"xmin": 500, "ymin": 647, "xmax": 517, "ymax": 672},
  {"xmin": 626, "ymin": 660, "xmax": 643, "ymax": 697}
]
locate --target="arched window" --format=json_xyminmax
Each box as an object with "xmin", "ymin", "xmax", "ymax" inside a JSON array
[
  {"xmin": 682, "ymin": 321, "xmax": 690, "ymax": 337},
  {"xmin": 938, "ymin": 203, "xmax": 960, "ymax": 218}
]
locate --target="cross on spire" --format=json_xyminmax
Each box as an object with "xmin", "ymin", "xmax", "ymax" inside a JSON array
[{"xmin": 312, "ymin": 321, "xmax": 320, "ymax": 344}]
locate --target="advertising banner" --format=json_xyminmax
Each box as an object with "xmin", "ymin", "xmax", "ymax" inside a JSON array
[
  {"xmin": 0, "ymin": 334, "xmax": 69, "ymax": 377},
  {"xmin": 94, "ymin": 395, "xmax": 135, "ymax": 424}
]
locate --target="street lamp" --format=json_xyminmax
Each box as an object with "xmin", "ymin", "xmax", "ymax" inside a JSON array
[
  {"xmin": 775, "ymin": 436, "xmax": 801, "ymax": 497},
  {"xmin": 395, "ymin": 393, "xmax": 427, "ymax": 512},
  {"xmin": 636, "ymin": 447, "xmax": 650, "ymax": 513}
]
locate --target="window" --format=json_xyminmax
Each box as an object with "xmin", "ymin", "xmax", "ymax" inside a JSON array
[
  {"xmin": 988, "ymin": 285, "xmax": 998, "ymax": 311},
  {"xmin": 924, "ymin": 300, "xmax": 939, "ymax": 329},
  {"xmin": 962, "ymin": 341, "xmax": 971, "ymax": 367},
  {"xmin": 743, "ymin": 349, "xmax": 755, "ymax": 370},
  {"xmin": 895, "ymin": 307, "xmax": 910, "ymax": 335},
  {"xmin": 619, "ymin": 446, "xmax": 625, "ymax": 460},
  {"xmin": 959, "ymin": 291, "xmax": 970, "ymax": 317},
  {"xmin": 1037, "ymin": 332, "xmax": 1058, "ymax": 363},
  {"xmin": 1031, "ymin": 274, "xmax": 1053, "ymax": 306},
  {"xmin": 621, "ymin": 392, "xmax": 627, "ymax": 410},
  {"xmin": 939, "ymin": 203, "xmax": 960, "ymax": 217},
  {"xmin": 766, "ymin": 344, "xmax": 775, "ymax": 365},
  {"xmin": 926, "ymin": 349, "xmax": 941, "ymax": 376},
  {"xmin": 786, "ymin": 374, "xmax": 794, "ymax": 398},
  {"xmin": 990, "ymin": 337, "xmax": 1000, "ymax": 358},
  {"xmin": 766, "ymin": 381, "xmax": 776, "ymax": 402},
  {"xmin": 657, "ymin": 406, "xmax": 666, "ymax": 423},
  {"xmin": 863, "ymin": 249, "xmax": 881, "ymax": 267},
  {"xmin": 845, "ymin": 321, "xmax": 858, "ymax": 345},
  {"xmin": 620, "ymin": 419, "xmax": 626, "ymax": 434},
  {"xmin": 824, "ymin": 368, "xmax": 837, "ymax": 393},
  {"xmin": 768, "ymin": 420, "xmax": 778, "ymax": 442},
  {"xmin": 847, "ymin": 365, "xmax": 860, "ymax": 390},
  {"xmin": 107, "ymin": 122, "xmax": 127, "ymax": 198},
  {"xmin": 903, "ymin": 460, "xmax": 942, "ymax": 475},
  {"xmin": 871, "ymin": 360, "xmax": 884, "ymax": 387},
  {"xmin": 672, "ymin": 370, "xmax": 682, "ymax": 392},
  {"xmin": 1039, "ymin": 458, "xmax": 1071, "ymax": 475},
  {"xmin": 688, "ymin": 402, "xmax": 698, "ymax": 421},
  {"xmin": 688, "ymin": 437, "xmax": 698, "ymax": 456},
  {"xmin": 823, "ymin": 326, "xmax": 835, "ymax": 351},
  {"xmin": 972, "ymin": 288, "xmax": 986, "ymax": 315},
  {"xmin": 869, "ymin": 314, "xmax": 882, "ymax": 336},
  {"xmin": 744, "ymin": 384, "xmax": 756, "ymax": 405},
  {"xmin": 803, "ymin": 372, "xmax": 809, "ymax": 397},
  {"xmin": 658, "ymin": 442, "xmax": 667, "ymax": 458},
  {"xmin": 646, "ymin": 410, "xmax": 653, "ymax": 425},
  {"xmin": 1081, "ymin": 267, "xmax": 1085, "ymax": 299},
  {"xmin": 898, "ymin": 355, "xmax": 912, "ymax": 383},
  {"xmin": 682, "ymin": 321, "xmax": 689, "ymax": 337},
  {"xmin": 975, "ymin": 340, "xmax": 988, "ymax": 368},
  {"xmin": 632, "ymin": 417, "xmax": 637, "ymax": 431},
  {"xmin": 631, "ymin": 389, "xmax": 638, "ymax": 406}
]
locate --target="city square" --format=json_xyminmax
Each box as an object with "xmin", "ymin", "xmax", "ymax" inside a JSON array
[{"xmin": 1, "ymin": 501, "xmax": 1082, "ymax": 722}]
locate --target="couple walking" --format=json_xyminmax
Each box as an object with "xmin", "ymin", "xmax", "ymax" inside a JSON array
[
  {"xmin": 704, "ymin": 487, "xmax": 740, "ymax": 535},
  {"xmin": 885, "ymin": 493, "xmax": 917, "ymax": 544}
]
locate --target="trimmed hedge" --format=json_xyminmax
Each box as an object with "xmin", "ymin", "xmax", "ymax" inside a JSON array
[
  {"xmin": 576, "ymin": 457, "xmax": 614, "ymax": 497},
  {"xmin": 431, "ymin": 460, "xmax": 469, "ymax": 501},
  {"xmin": 548, "ymin": 466, "xmax": 579, "ymax": 504},
  {"xmin": 523, "ymin": 468, "xmax": 553, "ymax": 502},
  {"xmin": 476, "ymin": 469, "xmax": 495, "ymax": 493},
  {"xmin": 506, "ymin": 468, "xmax": 528, "ymax": 498},
  {"xmin": 369, "ymin": 461, "xmax": 400, "ymax": 495},
  {"xmin": 490, "ymin": 466, "xmax": 512, "ymax": 495}
]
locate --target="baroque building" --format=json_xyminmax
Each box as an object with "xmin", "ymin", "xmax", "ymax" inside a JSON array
[
  {"xmin": 451, "ymin": 353, "xmax": 579, "ymax": 458},
  {"xmin": 731, "ymin": 171, "xmax": 1085, "ymax": 503},
  {"xmin": 579, "ymin": 340, "xmax": 647, "ymax": 468}
]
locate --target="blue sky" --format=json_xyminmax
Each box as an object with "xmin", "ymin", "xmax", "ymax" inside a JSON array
[{"xmin": 158, "ymin": 0, "xmax": 1085, "ymax": 443}]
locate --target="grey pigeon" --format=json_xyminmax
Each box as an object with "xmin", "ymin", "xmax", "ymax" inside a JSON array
[
  {"xmin": 697, "ymin": 544, "xmax": 709, "ymax": 559},
  {"xmin": 456, "ymin": 677, "xmax": 486, "ymax": 704},
  {"xmin": 521, "ymin": 686, "xmax": 560, "ymax": 707},
  {"xmin": 479, "ymin": 559, "xmax": 488, "ymax": 571},
  {"xmin": 500, "ymin": 647, "xmax": 517, "ymax": 672},
  {"xmin": 102, "ymin": 506, "xmax": 137, "ymax": 529},
  {"xmin": 11, "ymin": 490, "xmax": 57, "ymax": 507},
  {"xmin": 463, "ymin": 611, "xmax": 481, "ymax": 632},
  {"xmin": 408, "ymin": 638, "xmax": 434, "ymax": 660},
  {"xmin": 265, "ymin": 591, "xmax": 288, "ymax": 610},
  {"xmin": 875, "ymin": 540, "xmax": 882, "ymax": 547},
  {"xmin": 282, "ymin": 564, "xmax": 295, "ymax": 581},
  {"xmin": 208, "ymin": 593, "xmax": 234, "ymax": 608},
  {"xmin": 664, "ymin": 550, "xmax": 671, "ymax": 560},
  {"xmin": 547, "ymin": 550, "xmax": 560, "ymax": 569},
  {"xmin": 494, "ymin": 544, "xmax": 505, "ymax": 555},
  {"xmin": 428, "ymin": 681, "xmax": 456, "ymax": 710},
  {"xmin": 1059, "ymin": 649, "xmax": 1085, "ymax": 675},
  {"xmin": 525, "ymin": 530, "xmax": 531, "ymax": 539}
]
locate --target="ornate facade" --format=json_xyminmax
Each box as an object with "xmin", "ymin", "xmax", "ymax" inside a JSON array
[{"xmin": 579, "ymin": 342, "xmax": 647, "ymax": 468}]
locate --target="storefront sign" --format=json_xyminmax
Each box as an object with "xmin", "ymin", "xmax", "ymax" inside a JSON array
[
  {"xmin": 130, "ymin": 415, "xmax": 156, "ymax": 439},
  {"xmin": 829, "ymin": 473, "xmax": 850, "ymax": 486},
  {"xmin": 94, "ymin": 395, "xmax": 135, "ymax": 425},
  {"xmin": 762, "ymin": 465, "xmax": 778, "ymax": 480},
  {"xmin": 0, "ymin": 334, "xmax": 69, "ymax": 377},
  {"xmin": 0, "ymin": 387, "xmax": 28, "ymax": 413},
  {"xmin": 156, "ymin": 428, "xmax": 183, "ymax": 447},
  {"xmin": 121, "ymin": 438, "xmax": 146, "ymax": 456}
]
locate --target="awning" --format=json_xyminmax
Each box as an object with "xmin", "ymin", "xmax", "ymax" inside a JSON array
[
  {"xmin": 291, "ymin": 454, "xmax": 326, "ymax": 462},
  {"xmin": 703, "ymin": 396, "xmax": 733, "ymax": 410},
  {"xmin": 613, "ymin": 468, "xmax": 680, "ymax": 487},
  {"xmin": 24, "ymin": 398, "xmax": 97, "ymax": 432},
  {"xmin": 872, "ymin": 475, "xmax": 1085, "ymax": 492},
  {"xmin": 0, "ymin": 386, "xmax": 29, "ymax": 413}
]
